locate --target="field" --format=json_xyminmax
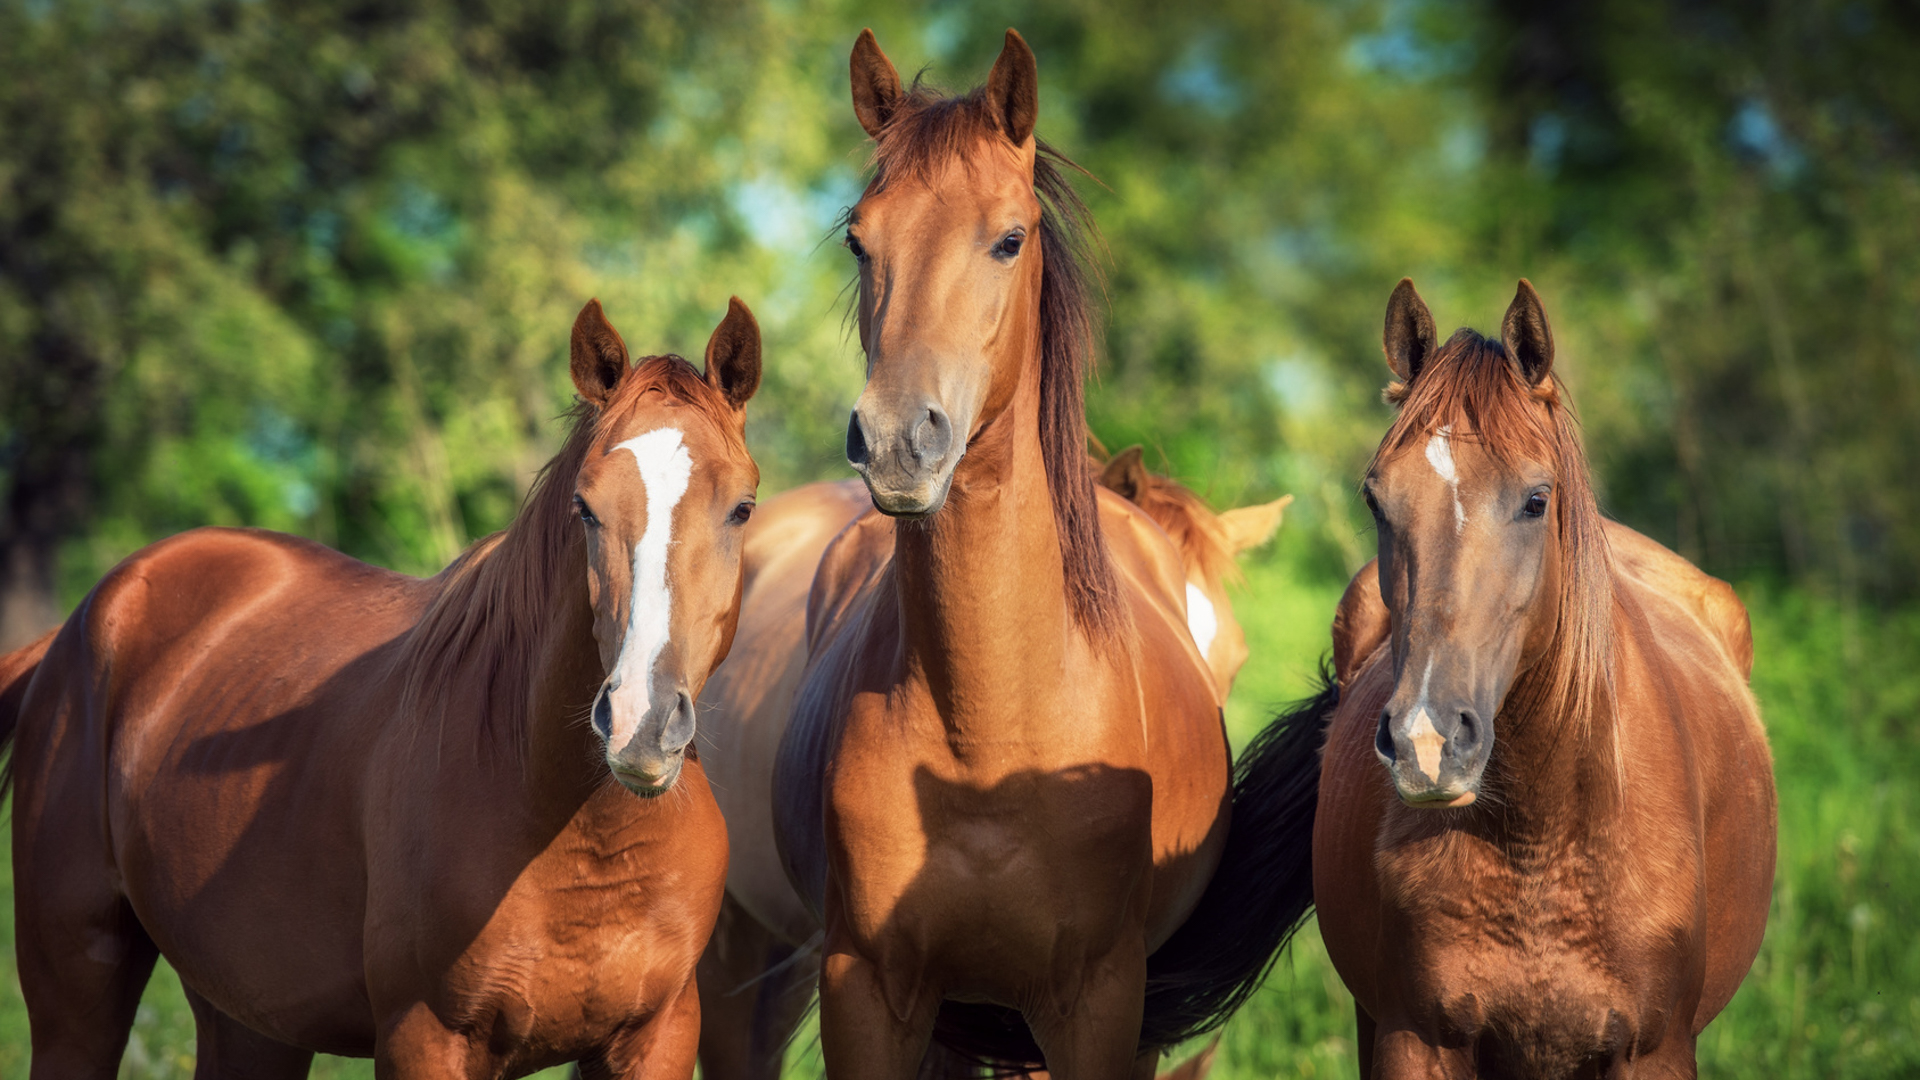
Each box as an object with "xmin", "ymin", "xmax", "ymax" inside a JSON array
[{"xmin": 3, "ymin": 547, "xmax": 1917, "ymax": 1077}]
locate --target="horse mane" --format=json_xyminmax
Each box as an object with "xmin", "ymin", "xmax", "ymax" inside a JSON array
[
  {"xmin": 394, "ymin": 355, "xmax": 741, "ymax": 758},
  {"xmin": 1371, "ymin": 327, "xmax": 1614, "ymax": 735},
  {"xmin": 857, "ymin": 76, "xmax": 1124, "ymax": 637}
]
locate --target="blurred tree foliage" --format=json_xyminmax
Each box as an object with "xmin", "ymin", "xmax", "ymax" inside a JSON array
[{"xmin": 0, "ymin": 0, "xmax": 1914, "ymax": 648}]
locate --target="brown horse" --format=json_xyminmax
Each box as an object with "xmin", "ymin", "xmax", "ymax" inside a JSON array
[
  {"xmin": 694, "ymin": 458, "xmax": 1288, "ymax": 1080},
  {"xmin": 0, "ymin": 298, "xmax": 763, "ymax": 1078},
  {"xmin": 720, "ymin": 29, "xmax": 1321, "ymax": 1079},
  {"xmin": 1095, "ymin": 445, "xmax": 1291, "ymax": 698},
  {"xmin": 1313, "ymin": 279, "xmax": 1776, "ymax": 1078}
]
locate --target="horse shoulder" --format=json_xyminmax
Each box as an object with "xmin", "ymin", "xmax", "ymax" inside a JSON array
[
  {"xmin": 1312, "ymin": 646, "xmax": 1396, "ymax": 1010},
  {"xmin": 1332, "ymin": 559, "xmax": 1389, "ymax": 687}
]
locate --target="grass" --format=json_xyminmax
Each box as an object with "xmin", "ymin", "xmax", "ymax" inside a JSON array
[{"xmin": 5, "ymin": 551, "xmax": 1918, "ymax": 1076}]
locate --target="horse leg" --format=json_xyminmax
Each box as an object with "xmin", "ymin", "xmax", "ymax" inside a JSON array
[
  {"xmin": 15, "ymin": 878, "xmax": 158, "ymax": 1078},
  {"xmin": 1024, "ymin": 937, "xmax": 1148, "ymax": 1080},
  {"xmin": 184, "ymin": 986, "xmax": 315, "ymax": 1079},
  {"xmin": 582, "ymin": 978, "xmax": 703, "ymax": 1080},
  {"xmin": 697, "ymin": 893, "xmax": 818, "ymax": 1080},
  {"xmin": 819, "ymin": 939, "xmax": 939, "ymax": 1080},
  {"xmin": 1354, "ymin": 1001, "xmax": 1377, "ymax": 1079}
]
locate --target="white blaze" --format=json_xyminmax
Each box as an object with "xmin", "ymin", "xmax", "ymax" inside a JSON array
[
  {"xmin": 1185, "ymin": 582, "xmax": 1219, "ymax": 660},
  {"xmin": 1406, "ymin": 656, "xmax": 1445, "ymax": 781},
  {"xmin": 1425, "ymin": 425, "xmax": 1467, "ymax": 534},
  {"xmin": 606, "ymin": 428, "xmax": 693, "ymax": 751}
]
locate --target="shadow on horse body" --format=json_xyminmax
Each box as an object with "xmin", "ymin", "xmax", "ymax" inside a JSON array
[
  {"xmin": 0, "ymin": 298, "xmax": 765, "ymax": 1078},
  {"xmin": 693, "ymin": 30, "xmax": 1322, "ymax": 1080},
  {"xmin": 1314, "ymin": 279, "xmax": 1776, "ymax": 1079}
]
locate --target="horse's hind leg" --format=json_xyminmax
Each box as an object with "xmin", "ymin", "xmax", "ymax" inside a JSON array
[
  {"xmin": 14, "ymin": 889, "xmax": 158, "ymax": 1079},
  {"xmin": 184, "ymin": 986, "xmax": 315, "ymax": 1078}
]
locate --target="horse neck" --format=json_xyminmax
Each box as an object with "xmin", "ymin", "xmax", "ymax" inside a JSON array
[
  {"xmin": 435, "ymin": 517, "xmax": 607, "ymax": 810},
  {"xmin": 1480, "ymin": 602, "xmax": 1624, "ymax": 852},
  {"xmin": 519, "ymin": 536, "xmax": 610, "ymax": 800},
  {"xmin": 891, "ymin": 348, "xmax": 1074, "ymax": 735}
]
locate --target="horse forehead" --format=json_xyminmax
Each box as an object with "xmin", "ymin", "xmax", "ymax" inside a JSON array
[{"xmin": 862, "ymin": 156, "xmax": 1038, "ymax": 230}]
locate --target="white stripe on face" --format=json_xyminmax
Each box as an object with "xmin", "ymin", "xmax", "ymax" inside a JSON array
[
  {"xmin": 1425, "ymin": 425, "xmax": 1466, "ymax": 534},
  {"xmin": 1186, "ymin": 581, "xmax": 1219, "ymax": 660},
  {"xmin": 605, "ymin": 427, "xmax": 693, "ymax": 752},
  {"xmin": 1407, "ymin": 656, "xmax": 1445, "ymax": 781}
]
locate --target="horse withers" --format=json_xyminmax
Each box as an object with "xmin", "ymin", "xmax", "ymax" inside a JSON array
[
  {"xmin": 1, "ymin": 298, "xmax": 763, "ymax": 1078},
  {"xmin": 1314, "ymin": 279, "xmax": 1776, "ymax": 1078}
]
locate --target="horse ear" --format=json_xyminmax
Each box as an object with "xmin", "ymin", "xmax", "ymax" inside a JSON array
[
  {"xmin": 1099, "ymin": 445, "xmax": 1149, "ymax": 501},
  {"xmin": 1501, "ymin": 278, "xmax": 1555, "ymax": 385},
  {"xmin": 984, "ymin": 28, "xmax": 1039, "ymax": 146},
  {"xmin": 1218, "ymin": 494, "xmax": 1293, "ymax": 555},
  {"xmin": 570, "ymin": 299, "xmax": 629, "ymax": 405},
  {"xmin": 850, "ymin": 29, "xmax": 903, "ymax": 138},
  {"xmin": 1383, "ymin": 278, "xmax": 1438, "ymax": 385},
  {"xmin": 704, "ymin": 296, "xmax": 762, "ymax": 410}
]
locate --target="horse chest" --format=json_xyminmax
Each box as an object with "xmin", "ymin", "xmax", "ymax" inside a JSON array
[
  {"xmin": 825, "ymin": 733, "xmax": 1154, "ymax": 978},
  {"xmin": 1383, "ymin": 847, "xmax": 1696, "ymax": 1071}
]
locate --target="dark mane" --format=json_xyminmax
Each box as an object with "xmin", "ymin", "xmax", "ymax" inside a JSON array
[
  {"xmin": 859, "ymin": 77, "xmax": 1123, "ymax": 636},
  {"xmin": 394, "ymin": 354, "xmax": 740, "ymax": 757},
  {"xmin": 1372, "ymin": 328, "xmax": 1613, "ymax": 734}
]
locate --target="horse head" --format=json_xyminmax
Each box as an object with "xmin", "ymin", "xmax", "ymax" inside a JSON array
[
  {"xmin": 568, "ymin": 297, "xmax": 761, "ymax": 796},
  {"xmin": 1361, "ymin": 278, "xmax": 1606, "ymax": 808}
]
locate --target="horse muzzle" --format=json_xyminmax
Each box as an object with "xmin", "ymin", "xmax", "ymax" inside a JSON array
[
  {"xmin": 593, "ymin": 682, "xmax": 696, "ymax": 797},
  {"xmin": 845, "ymin": 398, "xmax": 958, "ymax": 518},
  {"xmin": 1375, "ymin": 700, "xmax": 1490, "ymax": 808}
]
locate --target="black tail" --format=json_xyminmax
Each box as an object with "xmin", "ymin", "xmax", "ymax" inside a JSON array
[
  {"xmin": 0, "ymin": 628, "xmax": 57, "ymax": 803},
  {"xmin": 929, "ymin": 668, "xmax": 1340, "ymax": 1067}
]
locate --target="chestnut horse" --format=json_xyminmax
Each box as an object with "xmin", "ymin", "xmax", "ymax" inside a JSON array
[
  {"xmin": 1314, "ymin": 279, "xmax": 1776, "ymax": 1078},
  {"xmin": 0, "ymin": 298, "xmax": 763, "ymax": 1077},
  {"xmin": 695, "ymin": 459, "xmax": 1288, "ymax": 1080},
  {"xmin": 730, "ymin": 30, "xmax": 1320, "ymax": 1079},
  {"xmin": 1094, "ymin": 445, "xmax": 1291, "ymax": 699}
]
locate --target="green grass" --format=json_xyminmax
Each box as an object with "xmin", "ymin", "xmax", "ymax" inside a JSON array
[{"xmin": 6, "ymin": 554, "xmax": 1919, "ymax": 1076}]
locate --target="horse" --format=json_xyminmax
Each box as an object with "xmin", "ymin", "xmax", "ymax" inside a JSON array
[
  {"xmin": 0, "ymin": 297, "xmax": 764, "ymax": 1078},
  {"xmin": 1313, "ymin": 279, "xmax": 1777, "ymax": 1078},
  {"xmin": 694, "ymin": 456, "xmax": 1288, "ymax": 1080},
  {"xmin": 702, "ymin": 29, "xmax": 1321, "ymax": 1079},
  {"xmin": 1093, "ymin": 445, "xmax": 1291, "ymax": 698}
]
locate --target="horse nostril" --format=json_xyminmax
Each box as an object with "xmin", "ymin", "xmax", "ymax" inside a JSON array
[
  {"xmin": 591, "ymin": 688, "xmax": 613, "ymax": 740},
  {"xmin": 662, "ymin": 691, "xmax": 696, "ymax": 753},
  {"xmin": 910, "ymin": 406, "xmax": 952, "ymax": 462},
  {"xmin": 845, "ymin": 410, "xmax": 871, "ymax": 466},
  {"xmin": 1456, "ymin": 710, "xmax": 1482, "ymax": 753},
  {"xmin": 1375, "ymin": 711, "xmax": 1397, "ymax": 762}
]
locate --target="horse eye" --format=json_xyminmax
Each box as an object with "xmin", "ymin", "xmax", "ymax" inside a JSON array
[
  {"xmin": 573, "ymin": 494, "xmax": 600, "ymax": 527},
  {"xmin": 1523, "ymin": 492, "xmax": 1549, "ymax": 518},
  {"xmin": 994, "ymin": 231, "xmax": 1025, "ymax": 259},
  {"xmin": 845, "ymin": 233, "xmax": 867, "ymax": 262},
  {"xmin": 729, "ymin": 500, "xmax": 755, "ymax": 525},
  {"xmin": 1362, "ymin": 486, "xmax": 1381, "ymax": 517}
]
